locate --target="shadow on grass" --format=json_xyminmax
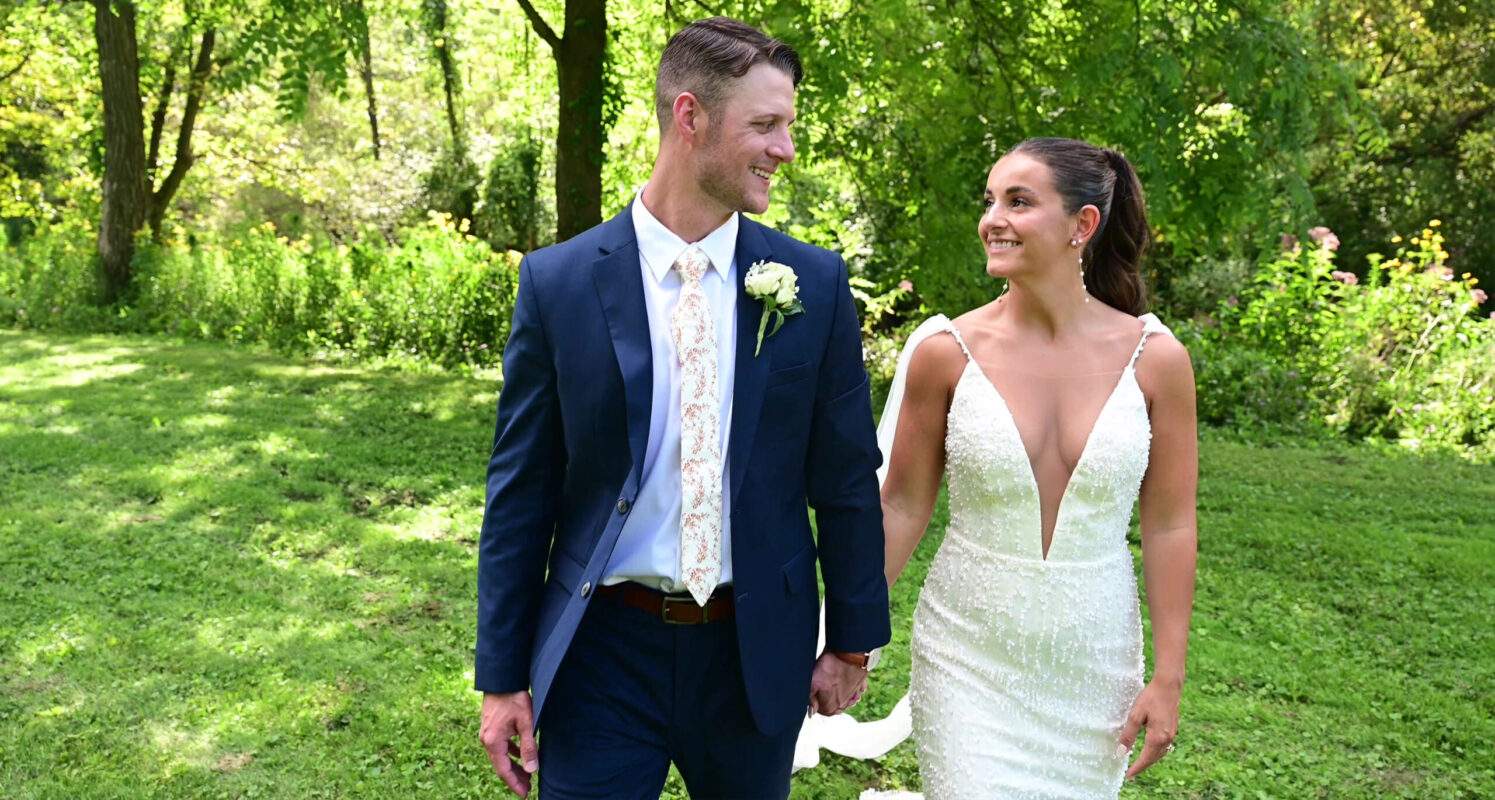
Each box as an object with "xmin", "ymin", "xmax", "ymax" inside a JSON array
[{"xmin": 0, "ymin": 330, "xmax": 503, "ymax": 797}]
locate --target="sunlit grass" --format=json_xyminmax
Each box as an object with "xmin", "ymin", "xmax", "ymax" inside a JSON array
[{"xmin": 2, "ymin": 328, "xmax": 1491, "ymax": 798}]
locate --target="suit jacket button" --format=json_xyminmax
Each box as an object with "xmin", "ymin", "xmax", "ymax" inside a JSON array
[
  {"xmin": 580, "ymin": 582, "xmax": 592, "ymax": 598},
  {"xmin": 616, "ymin": 498, "xmax": 630, "ymax": 514}
]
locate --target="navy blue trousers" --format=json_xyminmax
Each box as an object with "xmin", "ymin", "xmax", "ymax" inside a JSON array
[{"xmin": 537, "ymin": 589, "xmax": 798, "ymax": 800}]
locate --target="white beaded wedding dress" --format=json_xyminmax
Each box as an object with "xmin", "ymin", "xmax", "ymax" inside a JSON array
[{"xmin": 795, "ymin": 312, "xmax": 1172, "ymax": 800}]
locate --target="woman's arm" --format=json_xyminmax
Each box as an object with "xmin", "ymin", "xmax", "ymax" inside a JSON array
[
  {"xmin": 1120, "ymin": 333, "xmax": 1199, "ymax": 778},
  {"xmin": 881, "ymin": 332, "xmax": 965, "ymax": 588}
]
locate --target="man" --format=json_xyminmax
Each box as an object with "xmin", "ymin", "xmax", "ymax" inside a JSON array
[{"xmin": 475, "ymin": 17, "xmax": 889, "ymax": 799}]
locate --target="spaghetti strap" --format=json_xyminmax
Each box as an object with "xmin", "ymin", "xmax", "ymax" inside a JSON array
[
  {"xmin": 939, "ymin": 317, "xmax": 975, "ymax": 362},
  {"xmin": 1127, "ymin": 313, "xmax": 1173, "ymax": 369}
]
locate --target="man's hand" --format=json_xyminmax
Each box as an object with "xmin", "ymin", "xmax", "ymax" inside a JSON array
[
  {"xmin": 479, "ymin": 691, "xmax": 539, "ymax": 797},
  {"xmin": 808, "ymin": 651, "xmax": 867, "ymax": 716}
]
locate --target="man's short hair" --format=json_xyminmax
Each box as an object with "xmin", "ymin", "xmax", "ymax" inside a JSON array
[{"xmin": 655, "ymin": 17, "xmax": 803, "ymax": 132}]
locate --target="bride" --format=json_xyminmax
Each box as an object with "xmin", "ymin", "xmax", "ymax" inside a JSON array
[{"xmin": 801, "ymin": 138, "xmax": 1198, "ymax": 798}]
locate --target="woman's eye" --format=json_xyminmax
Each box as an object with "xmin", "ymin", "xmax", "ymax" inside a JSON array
[{"xmin": 982, "ymin": 198, "xmax": 995, "ymax": 210}]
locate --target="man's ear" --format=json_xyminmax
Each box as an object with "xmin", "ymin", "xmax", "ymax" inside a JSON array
[{"xmin": 672, "ymin": 92, "xmax": 707, "ymax": 144}]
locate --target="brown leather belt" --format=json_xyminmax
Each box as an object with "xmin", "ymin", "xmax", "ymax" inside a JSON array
[{"xmin": 594, "ymin": 582, "xmax": 735, "ymax": 624}]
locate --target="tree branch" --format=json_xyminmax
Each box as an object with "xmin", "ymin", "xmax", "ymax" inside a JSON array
[
  {"xmin": 153, "ymin": 28, "xmax": 214, "ymax": 213},
  {"xmin": 515, "ymin": 0, "xmax": 560, "ymax": 54},
  {"xmin": 147, "ymin": 47, "xmax": 180, "ymax": 183},
  {"xmin": 0, "ymin": 52, "xmax": 30, "ymax": 84}
]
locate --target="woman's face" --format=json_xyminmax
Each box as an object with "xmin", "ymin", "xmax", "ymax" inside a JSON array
[{"xmin": 978, "ymin": 153, "xmax": 1085, "ymax": 281}]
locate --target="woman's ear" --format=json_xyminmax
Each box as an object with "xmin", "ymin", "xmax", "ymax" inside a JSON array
[{"xmin": 1074, "ymin": 205, "xmax": 1102, "ymax": 244}]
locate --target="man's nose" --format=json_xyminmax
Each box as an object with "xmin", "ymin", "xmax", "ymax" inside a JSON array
[{"xmin": 770, "ymin": 128, "xmax": 795, "ymax": 164}]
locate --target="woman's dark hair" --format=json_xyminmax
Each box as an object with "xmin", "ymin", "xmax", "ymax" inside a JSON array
[
  {"xmin": 1007, "ymin": 138, "xmax": 1149, "ymax": 315},
  {"xmin": 655, "ymin": 17, "xmax": 803, "ymax": 131}
]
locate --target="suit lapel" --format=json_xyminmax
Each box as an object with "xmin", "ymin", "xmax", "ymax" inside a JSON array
[
  {"xmin": 592, "ymin": 207, "xmax": 652, "ymax": 480},
  {"xmin": 729, "ymin": 219, "xmax": 774, "ymax": 499}
]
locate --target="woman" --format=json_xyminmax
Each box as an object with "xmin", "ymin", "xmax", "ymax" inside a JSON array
[{"xmin": 870, "ymin": 138, "xmax": 1198, "ymax": 798}]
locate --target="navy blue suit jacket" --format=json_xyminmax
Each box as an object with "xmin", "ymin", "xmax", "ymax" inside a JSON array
[{"xmin": 474, "ymin": 206, "xmax": 889, "ymax": 735}]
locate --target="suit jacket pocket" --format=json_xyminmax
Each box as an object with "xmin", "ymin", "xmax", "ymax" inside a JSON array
[
  {"xmin": 782, "ymin": 543, "xmax": 817, "ymax": 594},
  {"xmin": 766, "ymin": 361, "xmax": 812, "ymax": 389}
]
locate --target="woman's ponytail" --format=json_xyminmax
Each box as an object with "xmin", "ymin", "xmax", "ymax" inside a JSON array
[{"xmin": 1089, "ymin": 148, "xmax": 1148, "ymax": 315}]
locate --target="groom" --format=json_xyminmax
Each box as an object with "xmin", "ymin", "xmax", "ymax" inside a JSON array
[{"xmin": 475, "ymin": 16, "xmax": 889, "ymax": 800}]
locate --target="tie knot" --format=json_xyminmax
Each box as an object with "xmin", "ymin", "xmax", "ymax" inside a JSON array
[{"xmin": 675, "ymin": 246, "xmax": 710, "ymax": 285}]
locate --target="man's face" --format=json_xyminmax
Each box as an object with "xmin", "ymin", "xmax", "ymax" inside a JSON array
[{"xmin": 694, "ymin": 63, "xmax": 797, "ymax": 216}]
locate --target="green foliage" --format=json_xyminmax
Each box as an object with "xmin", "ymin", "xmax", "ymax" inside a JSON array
[
  {"xmin": 0, "ymin": 216, "xmax": 519, "ymax": 369},
  {"xmin": 1198, "ymin": 222, "xmax": 1494, "ymax": 453},
  {"xmin": 422, "ymin": 147, "xmax": 481, "ymax": 223},
  {"xmin": 473, "ymin": 130, "xmax": 551, "ymax": 253},
  {"xmin": 2, "ymin": 336, "xmax": 1491, "ymax": 796},
  {"xmin": 1305, "ymin": 0, "xmax": 1495, "ymax": 293}
]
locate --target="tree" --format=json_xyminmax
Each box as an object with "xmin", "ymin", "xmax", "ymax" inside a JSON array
[
  {"xmin": 419, "ymin": 0, "xmax": 478, "ymax": 220},
  {"xmin": 87, "ymin": 0, "xmax": 374, "ymax": 302},
  {"xmin": 516, "ymin": 0, "xmax": 610, "ymax": 241},
  {"xmin": 1303, "ymin": 0, "xmax": 1495, "ymax": 288}
]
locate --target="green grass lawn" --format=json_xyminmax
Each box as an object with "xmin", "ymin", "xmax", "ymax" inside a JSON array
[{"xmin": 2, "ymin": 329, "xmax": 1492, "ymax": 799}]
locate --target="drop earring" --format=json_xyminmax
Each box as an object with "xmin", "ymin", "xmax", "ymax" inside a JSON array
[{"xmin": 1072, "ymin": 238, "xmax": 1089, "ymax": 302}]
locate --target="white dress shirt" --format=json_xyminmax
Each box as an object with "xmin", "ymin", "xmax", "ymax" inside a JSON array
[{"xmin": 601, "ymin": 193, "xmax": 739, "ymax": 592}]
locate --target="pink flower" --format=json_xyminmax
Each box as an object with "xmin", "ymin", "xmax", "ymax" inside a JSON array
[
  {"xmin": 1279, "ymin": 234, "xmax": 1299, "ymax": 251},
  {"xmin": 1308, "ymin": 226, "xmax": 1340, "ymax": 251},
  {"xmin": 898, "ymin": 280, "xmax": 914, "ymax": 292},
  {"xmin": 1330, "ymin": 270, "xmax": 1358, "ymax": 285},
  {"xmin": 1225, "ymin": 296, "xmax": 1239, "ymax": 307},
  {"xmin": 1473, "ymin": 289, "xmax": 1488, "ymax": 305}
]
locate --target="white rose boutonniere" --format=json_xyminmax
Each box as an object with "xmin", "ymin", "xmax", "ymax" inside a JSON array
[{"xmin": 744, "ymin": 260, "xmax": 803, "ymax": 356}]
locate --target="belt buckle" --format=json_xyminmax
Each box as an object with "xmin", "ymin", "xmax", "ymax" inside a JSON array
[{"xmin": 661, "ymin": 595, "xmax": 708, "ymax": 625}]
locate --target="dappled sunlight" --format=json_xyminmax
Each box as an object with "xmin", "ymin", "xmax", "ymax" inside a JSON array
[
  {"xmin": 7, "ymin": 357, "xmax": 144, "ymax": 391},
  {"xmin": 147, "ymin": 719, "xmax": 239, "ymax": 776},
  {"xmin": 177, "ymin": 413, "xmax": 232, "ymax": 433},
  {"xmin": 203, "ymin": 385, "xmax": 238, "ymax": 408},
  {"xmin": 248, "ymin": 362, "xmax": 363, "ymax": 380}
]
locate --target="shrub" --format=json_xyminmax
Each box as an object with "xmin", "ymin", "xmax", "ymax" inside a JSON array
[
  {"xmin": 1201, "ymin": 222, "xmax": 1493, "ymax": 454},
  {"xmin": 1, "ymin": 214, "xmax": 520, "ymax": 369}
]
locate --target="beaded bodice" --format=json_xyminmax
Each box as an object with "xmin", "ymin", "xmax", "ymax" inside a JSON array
[{"xmin": 940, "ymin": 315, "xmax": 1165, "ymax": 563}]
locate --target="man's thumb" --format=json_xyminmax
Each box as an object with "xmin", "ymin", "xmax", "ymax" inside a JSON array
[{"xmin": 518, "ymin": 714, "xmax": 539, "ymax": 773}]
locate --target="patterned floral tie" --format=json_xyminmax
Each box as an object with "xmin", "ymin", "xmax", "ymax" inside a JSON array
[{"xmin": 672, "ymin": 245, "xmax": 722, "ymax": 606}]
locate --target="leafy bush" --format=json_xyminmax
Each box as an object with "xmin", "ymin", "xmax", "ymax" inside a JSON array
[
  {"xmin": 0, "ymin": 213, "xmax": 520, "ymax": 369},
  {"xmin": 1200, "ymin": 222, "xmax": 1493, "ymax": 454},
  {"xmin": 475, "ymin": 131, "xmax": 552, "ymax": 254}
]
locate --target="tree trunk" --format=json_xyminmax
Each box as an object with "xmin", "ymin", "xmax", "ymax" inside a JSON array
[
  {"xmin": 517, "ymin": 0, "xmax": 608, "ymax": 242},
  {"xmin": 425, "ymin": 0, "xmax": 466, "ymax": 160},
  {"xmin": 92, "ymin": 0, "xmax": 147, "ymax": 303},
  {"xmin": 555, "ymin": 0, "xmax": 606, "ymax": 241},
  {"xmin": 352, "ymin": 0, "xmax": 381, "ymax": 160}
]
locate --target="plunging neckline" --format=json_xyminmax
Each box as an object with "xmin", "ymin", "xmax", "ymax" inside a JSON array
[{"xmin": 953, "ymin": 357, "xmax": 1139, "ymax": 562}]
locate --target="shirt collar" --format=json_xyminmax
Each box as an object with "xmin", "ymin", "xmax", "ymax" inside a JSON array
[{"xmin": 632, "ymin": 188, "xmax": 739, "ymax": 283}]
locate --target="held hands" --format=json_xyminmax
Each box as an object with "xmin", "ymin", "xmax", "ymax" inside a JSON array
[
  {"xmin": 808, "ymin": 650, "xmax": 868, "ymax": 717},
  {"xmin": 479, "ymin": 691, "xmax": 539, "ymax": 797},
  {"xmin": 1117, "ymin": 679, "xmax": 1182, "ymax": 780}
]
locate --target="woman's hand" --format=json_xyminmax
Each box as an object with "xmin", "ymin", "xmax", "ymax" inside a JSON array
[{"xmin": 1118, "ymin": 679, "xmax": 1182, "ymax": 779}]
